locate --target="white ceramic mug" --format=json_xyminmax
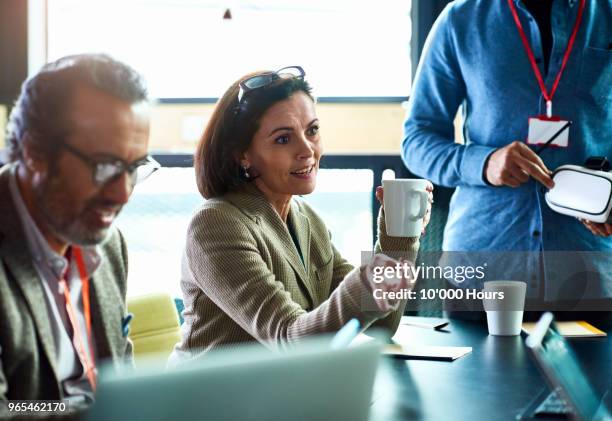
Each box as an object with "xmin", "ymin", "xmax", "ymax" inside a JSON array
[
  {"xmin": 382, "ymin": 179, "xmax": 429, "ymax": 237},
  {"xmin": 482, "ymin": 281, "xmax": 527, "ymax": 336}
]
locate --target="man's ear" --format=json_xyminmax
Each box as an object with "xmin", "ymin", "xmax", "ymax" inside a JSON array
[{"xmin": 21, "ymin": 132, "xmax": 49, "ymax": 174}]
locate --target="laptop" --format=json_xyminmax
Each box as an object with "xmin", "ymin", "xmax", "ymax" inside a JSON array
[
  {"xmin": 87, "ymin": 329, "xmax": 380, "ymax": 421},
  {"xmin": 522, "ymin": 312, "xmax": 612, "ymax": 421}
]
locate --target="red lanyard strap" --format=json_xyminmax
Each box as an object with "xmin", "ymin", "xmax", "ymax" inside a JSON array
[
  {"xmin": 507, "ymin": 0, "xmax": 586, "ymax": 116},
  {"xmin": 60, "ymin": 246, "xmax": 97, "ymax": 391}
]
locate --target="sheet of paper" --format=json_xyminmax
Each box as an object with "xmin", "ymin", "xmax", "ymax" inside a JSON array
[
  {"xmin": 392, "ymin": 325, "xmax": 472, "ymax": 360},
  {"xmin": 522, "ymin": 321, "xmax": 607, "ymax": 338},
  {"xmin": 383, "ymin": 344, "xmax": 472, "ymax": 361},
  {"xmin": 351, "ymin": 329, "xmax": 472, "ymax": 361}
]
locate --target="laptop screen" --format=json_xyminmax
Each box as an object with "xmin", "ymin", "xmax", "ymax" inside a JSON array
[{"xmin": 538, "ymin": 322, "xmax": 603, "ymax": 420}]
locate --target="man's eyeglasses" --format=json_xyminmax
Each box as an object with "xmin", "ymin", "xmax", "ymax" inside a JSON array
[
  {"xmin": 60, "ymin": 142, "xmax": 160, "ymax": 186},
  {"xmin": 237, "ymin": 66, "xmax": 305, "ymax": 103}
]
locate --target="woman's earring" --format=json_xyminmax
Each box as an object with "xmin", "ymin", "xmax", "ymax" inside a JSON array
[{"xmin": 242, "ymin": 165, "xmax": 250, "ymax": 179}]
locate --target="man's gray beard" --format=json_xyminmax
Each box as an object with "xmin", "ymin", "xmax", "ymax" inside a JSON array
[{"xmin": 34, "ymin": 176, "xmax": 111, "ymax": 248}]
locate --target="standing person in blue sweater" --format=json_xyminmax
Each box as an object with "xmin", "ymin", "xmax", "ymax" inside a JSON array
[{"xmin": 402, "ymin": 0, "xmax": 612, "ymax": 315}]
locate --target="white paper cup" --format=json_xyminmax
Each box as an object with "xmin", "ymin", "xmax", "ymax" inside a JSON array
[
  {"xmin": 383, "ymin": 179, "xmax": 429, "ymax": 237},
  {"xmin": 482, "ymin": 281, "xmax": 527, "ymax": 336}
]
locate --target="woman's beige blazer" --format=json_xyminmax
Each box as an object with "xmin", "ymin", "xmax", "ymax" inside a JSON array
[{"xmin": 170, "ymin": 184, "xmax": 419, "ymax": 358}]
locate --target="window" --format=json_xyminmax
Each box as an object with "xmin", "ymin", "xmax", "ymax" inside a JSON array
[
  {"xmin": 44, "ymin": 0, "xmax": 412, "ymax": 98},
  {"xmin": 114, "ymin": 168, "xmax": 199, "ymax": 297}
]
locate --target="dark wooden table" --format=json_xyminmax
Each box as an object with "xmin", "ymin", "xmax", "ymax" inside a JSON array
[{"xmin": 369, "ymin": 318, "xmax": 612, "ymax": 420}]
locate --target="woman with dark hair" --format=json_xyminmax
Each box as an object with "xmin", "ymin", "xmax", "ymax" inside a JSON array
[{"xmin": 169, "ymin": 66, "xmax": 433, "ymax": 359}]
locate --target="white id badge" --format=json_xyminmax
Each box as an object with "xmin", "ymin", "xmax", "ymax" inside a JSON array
[{"xmin": 527, "ymin": 116, "xmax": 570, "ymax": 148}]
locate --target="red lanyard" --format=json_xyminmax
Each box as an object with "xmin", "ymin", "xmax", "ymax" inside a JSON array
[
  {"xmin": 507, "ymin": 0, "xmax": 586, "ymax": 117},
  {"xmin": 60, "ymin": 246, "xmax": 97, "ymax": 391}
]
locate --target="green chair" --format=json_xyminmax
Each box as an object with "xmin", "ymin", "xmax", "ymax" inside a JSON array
[{"xmin": 127, "ymin": 293, "xmax": 182, "ymax": 364}]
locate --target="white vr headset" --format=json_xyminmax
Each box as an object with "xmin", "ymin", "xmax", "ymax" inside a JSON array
[{"xmin": 545, "ymin": 157, "xmax": 612, "ymax": 224}]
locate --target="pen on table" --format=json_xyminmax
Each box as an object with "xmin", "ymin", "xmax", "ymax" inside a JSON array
[
  {"xmin": 535, "ymin": 121, "xmax": 573, "ymax": 155},
  {"xmin": 402, "ymin": 320, "xmax": 449, "ymax": 331},
  {"xmin": 331, "ymin": 318, "xmax": 361, "ymax": 349}
]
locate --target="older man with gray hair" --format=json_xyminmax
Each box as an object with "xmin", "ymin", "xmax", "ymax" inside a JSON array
[{"xmin": 0, "ymin": 54, "xmax": 158, "ymax": 419}]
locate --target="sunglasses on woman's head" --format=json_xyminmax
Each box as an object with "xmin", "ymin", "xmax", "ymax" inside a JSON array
[{"xmin": 237, "ymin": 66, "xmax": 305, "ymax": 104}]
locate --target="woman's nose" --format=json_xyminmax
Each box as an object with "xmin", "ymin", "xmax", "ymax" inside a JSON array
[{"xmin": 296, "ymin": 134, "xmax": 315, "ymax": 159}]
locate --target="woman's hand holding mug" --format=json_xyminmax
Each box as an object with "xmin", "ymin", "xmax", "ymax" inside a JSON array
[{"xmin": 376, "ymin": 180, "xmax": 434, "ymax": 236}]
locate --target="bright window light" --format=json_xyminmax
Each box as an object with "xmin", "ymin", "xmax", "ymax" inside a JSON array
[{"xmin": 44, "ymin": 0, "xmax": 412, "ymax": 98}]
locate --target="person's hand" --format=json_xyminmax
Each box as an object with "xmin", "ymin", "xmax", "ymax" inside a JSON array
[
  {"xmin": 362, "ymin": 254, "xmax": 415, "ymax": 312},
  {"xmin": 376, "ymin": 181, "xmax": 434, "ymax": 236},
  {"xmin": 484, "ymin": 141, "xmax": 555, "ymax": 189},
  {"xmin": 579, "ymin": 219, "xmax": 612, "ymax": 237}
]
